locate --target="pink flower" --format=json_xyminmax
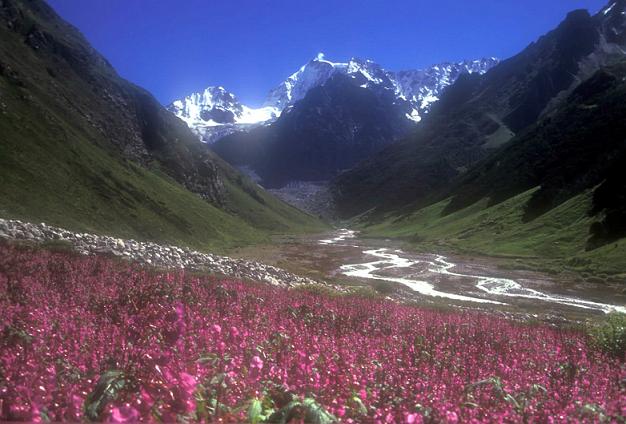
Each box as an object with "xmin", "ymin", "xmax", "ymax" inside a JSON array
[
  {"xmin": 251, "ymin": 355, "xmax": 264, "ymax": 370},
  {"xmin": 1, "ymin": 245, "xmax": 624, "ymax": 423},
  {"xmin": 175, "ymin": 303, "xmax": 184, "ymax": 321},
  {"xmin": 109, "ymin": 405, "xmax": 139, "ymax": 423},
  {"xmin": 406, "ymin": 413, "xmax": 424, "ymax": 423},
  {"xmin": 71, "ymin": 394, "xmax": 83, "ymax": 411},
  {"xmin": 179, "ymin": 372, "xmax": 196, "ymax": 393},
  {"xmin": 445, "ymin": 411, "xmax": 458, "ymax": 423},
  {"xmin": 337, "ymin": 406, "xmax": 346, "ymax": 417},
  {"xmin": 140, "ymin": 388, "xmax": 153, "ymax": 407}
]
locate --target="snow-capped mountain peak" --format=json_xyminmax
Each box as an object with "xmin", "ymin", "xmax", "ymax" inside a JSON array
[
  {"xmin": 168, "ymin": 86, "xmax": 278, "ymax": 127},
  {"xmin": 169, "ymin": 54, "xmax": 499, "ymax": 143},
  {"xmin": 264, "ymin": 53, "xmax": 345, "ymax": 110},
  {"xmin": 264, "ymin": 54, "xmax": 400, "ymax": 110},
  {"xmin": 263, "ymin": 54, "xmax": 498, "ymax": 122},
  {"xmin": 169, "ymin": 86, "xmax": 239, "ymax": 125},
  {"xmin": 167, "ymin": 86, "xmax": 279, "ymax": 143},
  {"xmin": 391, "ymin": 58, "xmax": 500, "ymax": 116},
  {"xmin": 347, "ymin": 57, "xmax": 395, "ymax": 88}
]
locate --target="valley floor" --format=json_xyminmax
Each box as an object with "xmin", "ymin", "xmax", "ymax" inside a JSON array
[
  {"xmin": 232, "ymin": 229, "xmax": 626, "ymax": 323},
  {"xmin": 3, "ymin": 216, "xmax": 624, "ymax": 323}
]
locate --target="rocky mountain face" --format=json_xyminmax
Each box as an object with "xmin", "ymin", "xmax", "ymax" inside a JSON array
[
  {"xmin": 0, "ymin": 0, "xmax": 323, "ymax": 248},
  {"xmin": 390, "ymin": 58, "xmax": 500, "ymax": 115},
  {"xmin": 168, "ymin": 54, "xmax": 498, "ymax": 144},
  {"xmin": 212, "ymin": 74, "xmax": 417, "ymax": 188},
  {"xmin": 332, "ymin": 1, "xmax": 626, "ymax": 218},
  {"xmin": 173, "ymin": 55, "xmax": 496, "ymax": 188}
]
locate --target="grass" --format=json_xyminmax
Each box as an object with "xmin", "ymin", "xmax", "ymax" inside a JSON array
[
  {"xmin": 586, "ymin": 313, "xmax": 626, "ymax": 358},
  {"xmin": 0, "ymin": 94, "xmax": 323, "ymax": 252},
  {"xmin": 360, "ymin": 188, "xmax": 626, "ymax": 277}
]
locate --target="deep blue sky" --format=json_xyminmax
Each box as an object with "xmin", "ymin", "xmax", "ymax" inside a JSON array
[{"xmin": 47, "ymin": 0, "xmax": 608, "ymax": 107}]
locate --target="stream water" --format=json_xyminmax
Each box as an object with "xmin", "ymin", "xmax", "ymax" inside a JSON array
[{"xmin": 322, "ymin": 229, "xmax": 626, "ymax": 315}]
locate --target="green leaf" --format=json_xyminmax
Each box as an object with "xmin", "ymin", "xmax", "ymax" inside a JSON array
[
  {"xmin": 39, "ymin": 408, "xmax": 51, "ymax": 423},
  {"xmin": 3, "ymin": 326, "xmax": 34, "ymax": 345},
  {"xmin": 503, "ymin": 393, "xmax": 521, "ymax": 410},
  {"xmin": 350, "ymin": 395, "xmax": 368, "ymax": 416},
  {"xmin": 462, "ymin": 402, "xmax": 479, "ymax": 409},
  {"xmin": 209, "ymin": 373, "xmax": 228, "ymax": 389},
  {"xmin": 248, "ymin": 399, "xmax": 263, "ymax": 424},
  {"xmin": 266, "ymin": 400, "xmax": 301, "ymax": 424},
  {"xmin": 197, "ymin": 353, "xmax": 219, "ymax": 365},
  {"xmin": 84, "ymin": 370, "xmax": 126, "ymax": 421},
  {"xmin": 530, "ymin": 383, "xmax": 547, "ymax": 396},
  {"xmin": 466, "ymin": 377, "xmax": 503, "ymax": 393},
  {"xmin": 302, "ymin": 398, "xmax": 337, "ymax": 424},
  {"xmin": 195, "ymin": 389, "xmax": 209, "ymax": 420}
]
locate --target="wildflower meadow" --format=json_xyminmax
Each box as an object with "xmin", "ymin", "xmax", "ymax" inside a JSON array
[{"xmin": 0, "ymin": 244, "xmax": 624, "ymax": 422}]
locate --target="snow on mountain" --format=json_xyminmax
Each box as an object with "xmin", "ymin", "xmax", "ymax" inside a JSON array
[
  {"xmin": 264, "ymin": 53, "xmax": 343, "ymax": 111},
  {"xmin": 264, "ymin": 54, "xmax": 392, "ymax": 111},
  {"xmin": 391, "ymin": 58, "xmax": 500, "ymax": 119},
  {"xmin": 263, "ymin": 53, "xmax": 499, "ymax": 122},
  {"xmin": 169, "ymin": 54, "xmax": 499, "ymax": 143},
  {"xmin": 167, "ymin": 86, "xmax": 279, "ymax": 143}
]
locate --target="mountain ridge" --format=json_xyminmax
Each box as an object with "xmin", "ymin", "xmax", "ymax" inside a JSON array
[
  {"xmin": 332, "ymin": 1, "xmax": 626, "ymax": 218},
  {"xmin": 442, "ymin": 61, "xmax": 626, "ymax": 248},
  {"xmin": 168, "ymin": 54, "xmax": 498, "ymax": 144},
  {"xmin": 213, "ymin": 73, "xmax": 418, "ymax": 188}
]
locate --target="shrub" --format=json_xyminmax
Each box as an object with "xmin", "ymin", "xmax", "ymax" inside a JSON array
[
  {"xmin": 587, "ymin": 313, "xmax": 626, "ymax": 358},
  {"xmin": 371, "ymin": 280, "xmax": 397, "ymax": 295},
  {"xmin": 39, "ymin": 239, "xmax": 75, "ymax": 253},
  {"xmin": 292, "ymin": 283, "xmax": 344, "ymax": 298}
]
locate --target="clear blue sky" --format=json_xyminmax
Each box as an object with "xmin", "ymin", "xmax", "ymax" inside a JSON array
[{"xmin": 47, "ymin": 0, "xmax": 608, "ymax": 107}]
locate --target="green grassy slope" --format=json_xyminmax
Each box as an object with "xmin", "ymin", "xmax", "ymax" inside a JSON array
[
  {"xmin": 362, "ymin": 189, "xmax": 626, "ymax": 276},
  {"xmin": 332, "ymin": 9, "xmax": 609, "ymax": 218},
  {"xmin": 0, "ymin": 77, "xmax": 324, "ymax": 251},
  {"xmin": 0, "ymin": 0, "xmax": 325, "ymax": 251},
  {"xmin": 356, "ymin": 63, "xmax": 626, "ymax": 278}
]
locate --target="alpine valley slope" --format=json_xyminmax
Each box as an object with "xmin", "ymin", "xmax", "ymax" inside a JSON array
[
  {"xmin": 0, "ymin": 0, "xmax": 326, "ymax": 251},
  {"xmin": 348, "ymin": 1, "xmax": 626, "ymax": 275},
  {"xmin": 333, "ymin": 3, "xmax": 626, "ymax": 218}
]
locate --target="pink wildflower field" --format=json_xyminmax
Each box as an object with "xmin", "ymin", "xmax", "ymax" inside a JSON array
[{"xmin": 0, "ymin": 244, "xmax": 624, "ymax": 423}]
